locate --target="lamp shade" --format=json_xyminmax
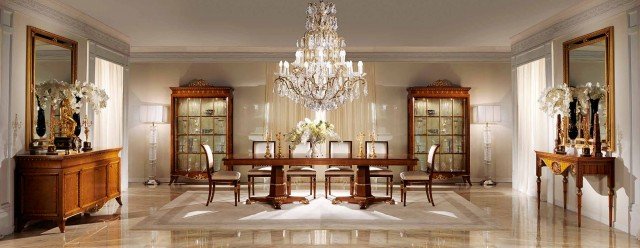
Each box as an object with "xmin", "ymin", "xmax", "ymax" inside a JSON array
[
  {"xmin": 140, "ymin": 105, "xmax": 168, "ymax": 124},
  {"xmin": 473, "ymin": 105, "xmax": 501, "ymax": 124}
]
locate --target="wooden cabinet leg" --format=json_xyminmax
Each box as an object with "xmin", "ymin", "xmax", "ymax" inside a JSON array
[
  {"xmin": 462, "ymin": 175, "xmax": 472, "ymax": 186},
  {"xmin": 169, "ymin": 175, "xmax": 178, "ymax": 185},
  {"xmin": 115, "ymin": 196, "xmax": 123, "ymax": 206},
  {"xmin": 58, "ymin": 219, "xmax": 66, "ymax": 233},
  {"xmin": 14, "ymin": 218, "xmax": 26, "ymax": 233},
  {"xmin": 536, "ymin": 164, "xmax": 542, "ymax": 211}
]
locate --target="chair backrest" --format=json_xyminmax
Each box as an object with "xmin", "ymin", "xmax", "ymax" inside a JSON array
[
  {"xmin": 288, "ymin": 142, "xmax": 311, "ymax": 158},
  {"xmin": 425, "ymin": 144, "xmax": 440, "ymax": 173},
  {"xmin": 252, "ymin": 141, "xmax": 275, "ymax": 168},
  {"xmin": 329, "ymin": 141, "xmax": 351, "ymax": 168},
  {"xmin": 201, "ymin": 144, "xmax": 215, "ymax": 182},
  {"xmin": 365, "ymin": 141, "xmax": 389, "ymax": 168}
]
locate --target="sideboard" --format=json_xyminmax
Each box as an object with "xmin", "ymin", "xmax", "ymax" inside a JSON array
[{"xmin": 14, "ymin": 148, "xmax": 122, "ymax": 233}]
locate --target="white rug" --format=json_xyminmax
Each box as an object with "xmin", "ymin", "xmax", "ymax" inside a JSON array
[{"xmin": 133, "ymin": 190, "xmax": 500, "ymax": 231}]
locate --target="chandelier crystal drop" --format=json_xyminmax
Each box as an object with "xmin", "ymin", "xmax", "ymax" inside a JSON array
[{"xmin": 274, "ymin": 0, "xmax": 367, "ymax": 111}]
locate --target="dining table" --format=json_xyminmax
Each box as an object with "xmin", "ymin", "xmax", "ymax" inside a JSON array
[{"xmin": 223, "ymin": 156, "xmax": 418, "ymax": 209}]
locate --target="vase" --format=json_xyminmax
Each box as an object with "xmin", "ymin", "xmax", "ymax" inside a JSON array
[
  {"xmin": 589, "ymin": 98, "xmax": 600, "ymax": 136},
  {"xmin": 308, "ymin": 142, "xmax": 322, "ymax": 158},
  {"xmin": 568, "ymin": 98, "xmax": 579, "ymax": 140}
]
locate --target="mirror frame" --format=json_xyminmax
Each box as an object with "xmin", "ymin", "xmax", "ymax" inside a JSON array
[
  {"xmin": 25, "ymin": 26, "xmax": 78, "ymax": 149},
  {"xmin": 562, "ymin": 26, "xmax": 614, "ymax": 151}
]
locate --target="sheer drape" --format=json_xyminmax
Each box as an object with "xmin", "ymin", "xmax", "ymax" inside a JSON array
[
  {"xmin": 93, "ymin": 58, "xmax": 124, "ymax": 149},
  {"xmin": 326, "ymin": 64, "xmax": 377, "ymax": 142},
  {"xmin": 513, "ymin": 58, "xmax": 548, "ymax": 196}
]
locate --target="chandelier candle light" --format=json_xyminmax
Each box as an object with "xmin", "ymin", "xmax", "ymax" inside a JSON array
[{"xmin": 275, "ymin": 0, "xmax": 367, "ymax": 111}]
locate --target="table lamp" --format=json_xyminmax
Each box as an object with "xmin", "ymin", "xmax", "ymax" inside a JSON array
[
  {"xmin": 140, "ymin": 104, "xmax": 168, "ymax": 186},
  {"xmin": 473, "ymin": 105, "xmax": 501, "ymax": 186}
]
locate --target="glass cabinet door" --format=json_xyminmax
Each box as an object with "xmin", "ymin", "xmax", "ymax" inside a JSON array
[
  {"xmin": 413, "ymin": 97, "xmax": 466, "ymax": 173},
  {"xmin": 175, "ymin": 97, "xmax": 228, "ymax": 173}
]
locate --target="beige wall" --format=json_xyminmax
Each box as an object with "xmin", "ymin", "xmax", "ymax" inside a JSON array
[{"xmin": 128, "ymin": 61, "xmax": 512, "ymax": 183}]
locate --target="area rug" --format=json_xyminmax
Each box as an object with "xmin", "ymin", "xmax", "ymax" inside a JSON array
[{"xmin": 132, "ymin": 190, "xmax": 500, "ymax": 231}]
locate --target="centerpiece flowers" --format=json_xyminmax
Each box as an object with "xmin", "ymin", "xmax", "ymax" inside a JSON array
[{"xmin": 286, "ymin": 118, "xmax": 340, "ymax": 158}]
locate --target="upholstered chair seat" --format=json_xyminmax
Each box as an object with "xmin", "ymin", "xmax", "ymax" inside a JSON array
[
  {"xmin": 201, "ymin": 144, "xmax": 241, "ymax": 206},
  {"xmin": 211, "ymin": 171, "xmax": 242, "ymax": 181},
  {"xmin": 399, "ymin": 171, "xmax": 430, "ymax": 181}
]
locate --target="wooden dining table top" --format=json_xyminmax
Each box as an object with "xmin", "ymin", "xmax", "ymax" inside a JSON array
[{"xmin": 223, "ymin": 156, "xmax": 418, "ymax": 166}]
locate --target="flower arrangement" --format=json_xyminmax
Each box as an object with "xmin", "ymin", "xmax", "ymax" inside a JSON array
[
  {"xmin": 35, "ymin": 79, "xmax": 109, "ymax": 112},
  {"xmin": 286, "ymin": 118, "xmax": 340, "ymax": 147},
  {"xmin": 538, "ymin": 83, "xmax": 572, "ymax": 116},
  {"xmin": 573, "ymin": 82, "xmax": 606, "ymax": 114}
]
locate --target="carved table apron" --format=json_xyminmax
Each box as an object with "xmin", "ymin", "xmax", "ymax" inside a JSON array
[{"xmin": 535, "ymin": 151, "xmax": 615, "ymax": 227}]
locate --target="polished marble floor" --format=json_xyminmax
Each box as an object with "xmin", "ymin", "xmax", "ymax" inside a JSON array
[{"xmin": 0, "ymin": 183, "xmax": 638, "ymax": 247}]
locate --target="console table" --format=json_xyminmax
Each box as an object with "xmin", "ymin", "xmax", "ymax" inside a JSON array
[
  {"xmin": 535, "ymin": 151, "xmax": 615, "ymax": 227},
  {"xmin": 223, "ymin": 157, "xmax": 417, "ymax": 209},
  {"xmin": 14, "ymin": 148, "xmax": 122, "ymax": 233}
]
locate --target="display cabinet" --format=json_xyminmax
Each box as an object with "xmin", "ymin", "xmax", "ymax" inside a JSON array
[
  {"xmin": 407, "ymin": 79, "xmax": 471, "ymax": 185},
  {"xmin": 169, "ymin": 80, "xmax": 233, "ymax": 184}
]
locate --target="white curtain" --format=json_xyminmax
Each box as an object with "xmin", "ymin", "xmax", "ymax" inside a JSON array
[
  {"xmin": 93, "ymin": 58, "xmax": 124, "ymax": 149},
  {"xmin": 513, "ymin": 58, "xmax": 549, "ymax": 196}
]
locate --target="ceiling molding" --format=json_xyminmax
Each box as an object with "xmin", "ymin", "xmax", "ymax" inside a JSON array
[
  {"xmin": 130, "ymin": 52, "xmax": 511, "ymax": 63},
  {"xmin": 511, "ymin": 0, "xmax": 639, "ymax": 54},
  {"xmin": 2, "ymin": 0, "xmax": 130, "ymax": 55},
  {"xmin": 130, "ymin": 46, "xmax": 511, "ymax": 53}
]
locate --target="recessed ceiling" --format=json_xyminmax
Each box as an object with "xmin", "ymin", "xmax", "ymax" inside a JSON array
[{"xmin": 58, "ymin": 0, "xmax": 580, "ymax": 52}]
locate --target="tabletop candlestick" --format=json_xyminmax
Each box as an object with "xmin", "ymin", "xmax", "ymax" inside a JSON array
[
  {"xmin": 275, "ymin": 132, "xmax": 283, "ymax": 158},
  {"xmin": 554, "ymin": 114, "xmax": 566, "ymax": 154},
  {"xmin": 593, "ymin": 113, "xmax": 602, "ymax": 157},
  {"xmin": 357, "ymin": 132, "xmax": 365, "ymax": 158},
  {"xmin": 581, "ymin": 116, "xmax": 591, "ymax": 157},
  {"xmin": 369, "ymin": 132, "xmax": 377, "ymax": 159},
  {"xmin": 264, "ymin": 131, "xmax": 272, "ymax": 159},
  {"xmin": 81, "ymin": 114, "xmax": 93, "ymax": 152}
]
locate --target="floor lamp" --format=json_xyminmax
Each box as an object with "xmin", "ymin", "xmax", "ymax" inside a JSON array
[
  {"xmin": 473, "ymin": 105, "xmax": 501, "ymax": 186},
  {"xmin": 140, "ymin": 105, "xmax": 168, "ymax": 186}
]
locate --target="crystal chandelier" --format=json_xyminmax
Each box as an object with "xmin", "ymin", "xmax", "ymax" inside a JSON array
[{"xmin": 274, "ymin": 0, "xmax": 367, "ymax": 111}]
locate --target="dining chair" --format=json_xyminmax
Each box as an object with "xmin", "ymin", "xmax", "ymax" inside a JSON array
[
  {"xmin": 201, "ymin": 144, "xmax": 241, "ymax": 206},
  {"xmin": 247, "ymin": 141, "xmax": 275, "ymax": 196},
  {"xmin": 365, "ymin": 141, "xmax": 393, "ymax": 197},
  {"xmin": 325, "ymin": 141, "xmax": 354, "ymax": 198},
  {"xmin": 286, "ymin": 142, "xmax": 317, "ymax": 198},
  {"xmin": 400, "ymin": 144, "xmax": 440, "ymax": 207}
]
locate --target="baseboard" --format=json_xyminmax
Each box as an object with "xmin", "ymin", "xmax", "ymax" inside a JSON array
[
  {"xmin": 471, "ymin": 177, "xmax": 512, "ymax": 183},
  {"xmin": 129, "ymin": 177, "xmax": 171, "ymax": 183}
]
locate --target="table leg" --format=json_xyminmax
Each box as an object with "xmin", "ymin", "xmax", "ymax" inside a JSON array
[
  {"xmin": 562, "ymin": 171, "xmax": 568, "ymax": 210},
  {"xmin": 332, "ymin": 165, "xmax": 394, "ymax": 209},
  {"xmin": 536, "ymin": 159, "xmax": 542, "ymax": 211},
  {"xmin": 247, "ymin": 165, "xmax": 308, "ymax": 209},
  {"xmin": 608, "ymin": 169, "xmax": 615, "ymax": 227},
  {"xmin": 576, "ymin": 172, "xmax": 583, "ymax": 227}
]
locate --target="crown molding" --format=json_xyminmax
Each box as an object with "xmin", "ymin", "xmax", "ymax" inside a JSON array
[
  {"xmin": 1, "ymin": 0, "xmax": 130, "ymax": 55},
  {"xmin": 511, "ymin": 0, "xmax": 640, "ymax": 54},
  {"xmin": 130, "ymin": 51, "xmax": 511, "ymax": 63}
]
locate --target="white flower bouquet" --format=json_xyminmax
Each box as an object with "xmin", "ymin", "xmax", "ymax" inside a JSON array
[
  {"xmin": 286, "ymin": 118, "xmax": 340, "ymax": 147},
  {"xmin": 35, "ymin": 79, "xmax": 109, "ymax": 112},
  {"xmin": 572, "ymin": 82, "xmax": 607, "ymax": 115},
  {"xmin": 538, "ymin": 83, "xmax": 572, "ymax": 116}
]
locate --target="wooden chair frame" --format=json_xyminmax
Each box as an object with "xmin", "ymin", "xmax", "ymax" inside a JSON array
[
  {"xmin": 365, "ymin": 141, "xmax": 393, "ymax": 197},
  {"xmin": 325, "ymin": 141, "xmax": 354, "ymax": 197},
  {"xmin": 248, "ymin": 141, "xmax": 275, "ymax": 196},
  {"xmin": 286, "ymin": 142, "xmax": 316, "ymax": 199},
  {"xmin": 202, "ymin": 144, "xmax": 240, "ymax": 206},
  {"xmin": 401, "ymin": 144, "xmax": 440, "ymax": 207}
]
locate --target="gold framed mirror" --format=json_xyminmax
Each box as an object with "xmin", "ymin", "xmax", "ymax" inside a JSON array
[
  {"xmin": 563, "ymin": 26, "xmax": 614, "ymax": 151},
  {"xmin": 25, "ymin": 26, "xmax": 78, "ymax": 150}
]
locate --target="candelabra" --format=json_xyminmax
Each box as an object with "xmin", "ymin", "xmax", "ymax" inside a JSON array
[
  {"xmin": 11, "ymin": 114, "xmax": 23, "ymax": 156},
  {"xmin": 357, "ymin": 132, "xmax": 365, "ymax": 158},
  {"xmin": 581, "ymin": 116, "xmax": 591, "ymax": 157},
  {"xmin": 82, "ymin": 114, "xmax": 93, "ymax": 151},
  {"xmin": 275, "ymin": 132, "xmax": 284, "ymax": 158},
  {"xmin": 369, "ymin": 132, "xmax": 377, "ymax": 158},
  {"xmin": 264, "ymin": 131, "xmax": 272, "ymax": 158}
]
